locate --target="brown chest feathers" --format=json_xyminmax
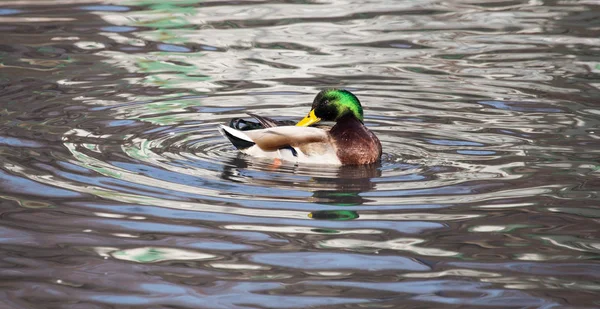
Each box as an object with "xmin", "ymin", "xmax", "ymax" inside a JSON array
[{"xmin": 329, "ymin": 114, "xmax": 382, "ymax": 165}]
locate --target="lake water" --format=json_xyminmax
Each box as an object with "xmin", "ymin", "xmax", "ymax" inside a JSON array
[{"xmin": 1, "ymin": 0, "xmax": 599, "ymax": 308}]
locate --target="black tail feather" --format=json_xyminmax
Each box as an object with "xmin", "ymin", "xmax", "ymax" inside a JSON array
[
  {"xmin": 230, "ymin": 114, "xmax": 296, "ymax": 131},
  {"xmin": 221, "ymin": 127, "xmax": 255, "ymax": 149}
]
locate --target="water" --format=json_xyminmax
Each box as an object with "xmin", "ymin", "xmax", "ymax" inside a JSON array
[{"xmin": 1, "ymin": 0, "xmax": 599, "ymax": 308}]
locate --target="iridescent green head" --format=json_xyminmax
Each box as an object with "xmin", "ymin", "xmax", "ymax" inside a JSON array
[{"xmin": 296, "ymin": 89, "xmax": 364, "ymax": 126}]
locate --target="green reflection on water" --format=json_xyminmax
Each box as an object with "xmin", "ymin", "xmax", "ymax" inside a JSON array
[
  {"xmin": 309, "ymin": 210, "xmax": 359, "ymax": 221},
  {"xmin": 65, "ymin": 142, "xmax": 124, "ymax": 180},
  {"xmin": 137, "ymin": 58, "xmax": 197, "ymax": 74},
  {"xmin": 113, "ymin": 247, "xmax": 165, "ymax": 263},
  {"xmin": 147, "ymin": 2, "xmax": 197, "ymax": 14},
  {"xmin": 138, "ymin": 16, "xmax": 190, "ymax": 29},
  {"xmin": 95, "ymin": 0, "xmax": 213, "ymax": 93},
  {"xmin": 127, "ymin": 0, "xmax": 201, "ymax": 6},
  {"xmin": 128, "ymin": 0, "xmax": 198, "ymax": 28}
]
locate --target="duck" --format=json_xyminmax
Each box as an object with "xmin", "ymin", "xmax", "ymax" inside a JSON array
[{"xmin": 218, "ymin": 89, "xmax": 382, "ymax": 165}]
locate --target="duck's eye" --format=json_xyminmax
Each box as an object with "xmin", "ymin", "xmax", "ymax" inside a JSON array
[{"xmin": 323, "ymin": 100, "xmax": 330, "ymax": 105}]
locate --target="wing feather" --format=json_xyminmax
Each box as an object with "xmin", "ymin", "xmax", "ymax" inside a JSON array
[
  {"xmin": 242, "ymin": 126, "xmax": 329, "ymax": 150},
  {"xmin": 247, "ymin": 113, "xmax": 280, "ymax": 128}
]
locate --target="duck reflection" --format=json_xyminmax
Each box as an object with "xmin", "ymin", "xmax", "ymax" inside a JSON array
[
  {"xmin": 307, "ymin": 163, "xmax": 380, "ymax": 221},
  {"xmin": 220, "ymin": 154, "xmax": 381, "ymax": 221}
]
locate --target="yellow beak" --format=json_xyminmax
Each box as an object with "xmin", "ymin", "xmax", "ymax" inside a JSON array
[{"xmin": 296, "ymin": 110, "xmax": 321, "ymax": 127}]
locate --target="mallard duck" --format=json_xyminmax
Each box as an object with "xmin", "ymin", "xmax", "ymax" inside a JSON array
[{"xmin": 219, "ymin": 89, "xmax": 382, "ymax": 165}]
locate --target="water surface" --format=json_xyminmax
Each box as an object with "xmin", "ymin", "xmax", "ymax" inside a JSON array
[{"xmin": 0, "ymin": 0, "xmax": 599, "ymax": 308}]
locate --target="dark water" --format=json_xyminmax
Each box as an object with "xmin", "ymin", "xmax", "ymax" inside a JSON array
[{"xmin": 1, "ymin": 0, "xmax": 599, "ymax": 308}]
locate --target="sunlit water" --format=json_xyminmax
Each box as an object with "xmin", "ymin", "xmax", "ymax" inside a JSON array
[{"xmin": 1, "ymin": 0, "xmax": 599, "ymax": 308}]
